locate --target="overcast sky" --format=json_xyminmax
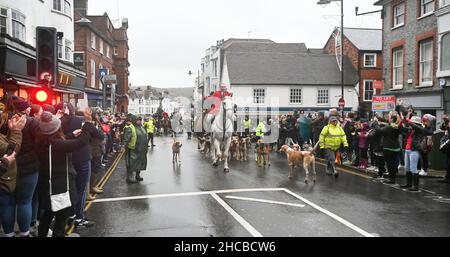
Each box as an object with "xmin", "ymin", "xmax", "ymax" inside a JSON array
[{"xmin": 88, "ymin": 0, "xmax": 382, "ymax": 89}]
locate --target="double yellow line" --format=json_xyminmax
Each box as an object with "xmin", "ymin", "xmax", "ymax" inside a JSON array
[{"xmin": 66, "ymin": 149, "xmax": 125, "ymax": 235}]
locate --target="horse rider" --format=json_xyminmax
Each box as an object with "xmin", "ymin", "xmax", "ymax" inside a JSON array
[{"xmin": 204, "ymin": 84, "xmax": 233, "ymax": 132}]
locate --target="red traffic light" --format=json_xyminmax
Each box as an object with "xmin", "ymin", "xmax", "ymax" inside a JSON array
[{"xmin": 35, "ymin": 90, "xmax": 48, "ymax": 103}]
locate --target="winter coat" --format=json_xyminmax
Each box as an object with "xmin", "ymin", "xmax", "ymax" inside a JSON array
[
  {"xmin": 403, "ymin": 120, "xmax": 433, "ymax": 152},
  {"xmin": 61, "ymin": 115, "xmax": 89, "ymax": 164},
  {"xmin": 16, "ymin": 116, "xmax": 40, "ymax": 175},
  {"xmin": 373, "ymin": 122, "xmax": 402, "ymax": 151},
  {"xmin": 312, "ymin": 117, "xmax": 326, "ymax": 139},
  {"xmin": 125, "ymin": 124, "xmax": 148, "ymax": 172},
  {"xmin": 91, "ymin": 122, "xmax": 105, "ymax": 158},
  {"xmin": 298, "ymin": 116, "xmax": 311, "ymax": 142},
  {"xmin": 358, "ymin": 131, "xmax": 369, "ymax": 149},
  {"xmin": 319, "ymin": 123, "xmax": 348, "ymax": 151},
  {"xmin": 0, "ymin": 129, "xmax": 23, "ymax": 194},
  {"xmin": 36, "ymin": 123, "xmax": 95, "ymax": 211},
  {"xmin": 343, "ymin": 119, "xmax": 355, "ymax": 145},
  {"xmin": 370, "ymin": 124, "xmax": 384, "ymax": 153}
]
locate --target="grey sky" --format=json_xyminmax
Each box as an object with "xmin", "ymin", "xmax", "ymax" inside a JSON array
[{"xmin": 88, "ymin": 0, "xmax": 381, "ymax": 89}]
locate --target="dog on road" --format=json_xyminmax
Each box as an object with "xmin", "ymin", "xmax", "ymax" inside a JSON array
[
  {"xmin": 279, "ymin": 144, "xmax": 316, "ymax": 183},
  {"xmin": 172, "ymin": 140, "xmax": 183, "ymax": 164},
  {"xmin": 255, "ymin": 139, "xmax": 271, "ymax": 167}
]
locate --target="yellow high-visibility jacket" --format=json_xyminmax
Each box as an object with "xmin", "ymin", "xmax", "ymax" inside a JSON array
[
  {"xmin": 144, "ymin": 119, "xmax": 155, "ymax": 134},
  {"xmin": 319, "ymin": 123, "xmax": 348, "ymax": 151}
]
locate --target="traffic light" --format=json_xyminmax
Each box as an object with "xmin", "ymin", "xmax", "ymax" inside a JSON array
[
  {"xmin": 36, "ymin": 27, "xmax": 58, "ymax": 87},
  {"xmin": 31, "ymin": 88, "xmax": 52, "ymax": 105}
]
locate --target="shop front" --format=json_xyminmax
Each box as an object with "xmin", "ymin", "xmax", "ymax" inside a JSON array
[{"xmin": 1, "ymin": 34, "xmax": 85, "ymax": 107}]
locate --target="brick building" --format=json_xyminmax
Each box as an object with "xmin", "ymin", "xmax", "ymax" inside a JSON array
[
  {"xmin": 324, "ymin": 27, "xmax": 383, "ymax": 115},
  {"xmin": 374, "ymin": 0, "xmax": 445, "ymax": 122},
  {"xmin": 74, "ymin": 0, "xmax": 130, "ymax": 112}
]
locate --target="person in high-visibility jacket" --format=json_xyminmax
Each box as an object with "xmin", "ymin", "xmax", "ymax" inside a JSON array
[
  {"xmin": 144, "ymin": 117, "xmax": 156, "ymax": 147},
  {"xmin": 255, "ymin": 120, "xmax": 266, "ymax": 141},
  {"xmin": 123, "ymin": 115, "xmax": 148, "ymax": 183},
  {"xmin": 319, "ymin": 116, "xmax": 348, "ymax": 178},
  {"xmin": 243, "ymin": 115, "xmax": 252, "ymax": 137}
]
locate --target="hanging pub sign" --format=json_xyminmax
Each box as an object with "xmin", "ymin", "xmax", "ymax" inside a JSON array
[{"xmin": 73, "ymin": 52, "xmax": 85, "ymax": 67}]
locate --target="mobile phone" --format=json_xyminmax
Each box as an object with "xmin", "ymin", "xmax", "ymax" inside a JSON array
[{"xmin": 6, "ymin": 142, "xmax": 16, "ymax": 155}]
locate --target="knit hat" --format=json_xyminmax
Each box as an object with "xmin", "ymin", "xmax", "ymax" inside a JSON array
[
  {"xmin": 13, "ymin": 97, "xmax": 30, "ymax": 112},
  {"xmin": 39, "ymin": 111, "xmax": 61, "ymax": 135},
  {"xmin": 410, "ymin": 116, "xmax": 422, "ymax": 125},
  {"xmin": 329, "ymin": 116, "xmax": 338, "ymax": 122}
]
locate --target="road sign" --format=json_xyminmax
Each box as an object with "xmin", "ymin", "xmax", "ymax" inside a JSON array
[
  {"xmin": 372, "ymin": 95, "xmax": 396, "ymax": 112},
  {"xmin": 338, "ymin": 98, "xmax": 345, "ymax": 109}
]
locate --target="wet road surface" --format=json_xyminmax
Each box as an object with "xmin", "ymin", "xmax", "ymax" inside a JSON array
[{"xmin": 76, "ymin": 135, "xmax": 450, "ymax": 237}]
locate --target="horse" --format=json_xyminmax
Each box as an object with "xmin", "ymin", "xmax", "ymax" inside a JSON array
[{"xmin": 209, "ymin": 97, "xmax": 234, "ymax": 172}]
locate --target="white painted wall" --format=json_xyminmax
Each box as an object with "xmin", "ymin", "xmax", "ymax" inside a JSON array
[
  {"xmin": 128, "ymin": 98, "xmax": 159, "ymax": 115},
  {"xmin": 230, "ymin": 84, "xmax": 359, "ymax": 111},
  {"xmin": 0, "ymin": 0, "xmax": 74, "ymax": 63},
  {"xmin": 201, "ymin": 45, "xmax": 221, "ymax": 93}
]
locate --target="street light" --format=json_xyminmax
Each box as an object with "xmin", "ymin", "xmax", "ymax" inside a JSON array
[{"xmin": 318, "ymin": 0, "xmax": 345, "ymax": 117}]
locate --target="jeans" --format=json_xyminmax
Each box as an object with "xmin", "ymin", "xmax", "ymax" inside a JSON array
[
  {"xmin": 0, "ymin": 192, "xmax": 15, "ymax": 235},
  {"xmin": 405, "ymin": 150, "xmax": 420, "ymax": 174},
  {"xmin": 16, "ymin": 171, "xmax": 39, "ymax": 233},
  {"xmin": 73, "ymin": 160, "xmax": 91, "ymax": 220}
]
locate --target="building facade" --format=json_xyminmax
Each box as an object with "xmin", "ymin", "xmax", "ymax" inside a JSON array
[
  {"xmin": 0, "ymin": 0, "xmax": 85, "ymax": 106},
  {"xmin": 220, "ymin": 41, "xmax": 360, "ymax": 118},
  {"xmin": 436, "ymin": 0, "xmax": 450, "ymax": 111},
  {"xmin": 324, "ymin": 27, "xmax": 383, "ymax": 115},
  {"xmin": 74, "ymin": 0, "xmax": 130, "ymax": 113},
  {"xmin": 375, "ymin": 0, "xmax": 444, "ymax": 122},
  {"xmin": 128, "ymin": 87, "xmax": 159, "ymax": 116}
]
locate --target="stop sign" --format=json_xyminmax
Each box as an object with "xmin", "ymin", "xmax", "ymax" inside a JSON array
[{"xmin": 338, "ymin": 98, "xmax": 345, "ymax": 109}]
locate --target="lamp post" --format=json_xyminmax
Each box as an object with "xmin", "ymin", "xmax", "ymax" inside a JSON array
[{"xmin": 318, "ymin": 0, "xmax": 344, "ymax": 116}]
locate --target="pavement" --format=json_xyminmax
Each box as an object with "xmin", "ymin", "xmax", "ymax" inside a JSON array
[
  {"xmin": 316, "ymin": 159, "xmax": 447, "ymax": 179},
  {"xmin": 71, "ymin": 134, "xmax": 450, "ymax": 237}
]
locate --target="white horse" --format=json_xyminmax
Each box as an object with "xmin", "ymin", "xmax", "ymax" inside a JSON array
[{"xmin": 210, "ymin": 97, "xmax": 234, "ymax": 172}]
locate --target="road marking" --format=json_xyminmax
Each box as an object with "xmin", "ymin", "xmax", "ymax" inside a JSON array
[
  {"xmin": 92, "ymin": 188, "xmax": 286, "ymax": 203},
  {"xmin": 66, "ymin": 150, "xmax": 124, "ymax": 235},
  {"xmin": 282, "ymin": 188, "xmax": 375, "ymax": 237},
  {"xmin": 316, "ymin": 162, "xmax": 372, "ymax": 179},
  {"xmin": 224, "ymin": 195, "xmax": 306, "ymax": 208},
  {"xmin": 210, "ymin": 193, "xmax": 263, "ymax": 237},
  {"xmin": 419, "ymin": 189, "xmax": 436, "ymax": 195}
]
